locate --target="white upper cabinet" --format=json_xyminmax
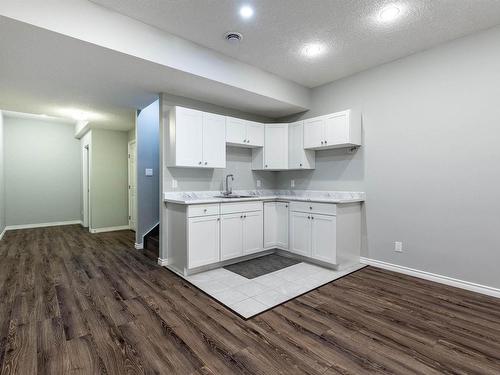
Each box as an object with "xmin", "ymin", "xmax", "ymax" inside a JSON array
[
  {"xmin": 252, "ymin": 124, "xmax": 288, "ymax": 170},
  {"xmin": 304, "ymin": 109, "xmax": 361, "ymax": 150},
  {"xmin": 166, "ymin": 106, "xmax": 226, "ymax": 168},
  {"xmin": 226, "ymin": 117, "xmax": 264, "ymax": 148},
  {"xmin": 288, "ymin": 121, "xmax": 315, "ymax": 170}
]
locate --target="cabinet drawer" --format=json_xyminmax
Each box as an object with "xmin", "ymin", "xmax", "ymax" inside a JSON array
[
  {"xmin": 290, "ymin": 201, "xmax": 336, "ymax": 216},
  {"xmin": 188, "ymin": 204, "xmax": 220, "ymax": 217},
  {"xmin": 221, "ymin": 201, "xmax": 263, "ymax": 214}
]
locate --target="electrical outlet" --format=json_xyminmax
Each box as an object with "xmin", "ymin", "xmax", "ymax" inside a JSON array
[
  {"xmin": 394, "ymin": 241, "xmax": 403, "ymax": 252},
  {"xmin": 256, "ymin": 180, "xmax": 261, "ymax": 188},
  {"xmin": 171, "ymin": 179, "xmax": 178, "ymax": 189},
  {"xmin": 291, "ymin": 179, "xmax": 295, "ymax": 188}
]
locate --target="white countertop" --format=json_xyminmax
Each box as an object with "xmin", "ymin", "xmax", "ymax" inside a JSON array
[{"xmin": 163, "ymin": 190, "xmax": 365, "ymax": 205}]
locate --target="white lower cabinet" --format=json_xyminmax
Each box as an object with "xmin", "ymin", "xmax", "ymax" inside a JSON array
[
  {"xmin": 243, "ymin": 211, "xmax": 263, "ymax": 255},
  {"xmin": 290, "ymin": 211, "xmax": 312, "ymax": 257},
  {"xmin": 188, "ymin": 215, "xmax": 220, "ymax": 268},
  {"xmin": 310, "ymin": 214, "xmax": 337, "ymax": 263},
  {"xmin": 264, "ymin": 201, "xmax": 289, "ymax": 249},
  {"xmin": 221, "ymin": 213, "xmax": 244, "ymax": 260}
]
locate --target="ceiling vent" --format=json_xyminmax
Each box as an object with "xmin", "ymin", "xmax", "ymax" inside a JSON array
[{"xmin": 225, "ymin": 32, "xmax": 243, "ymax": 43}]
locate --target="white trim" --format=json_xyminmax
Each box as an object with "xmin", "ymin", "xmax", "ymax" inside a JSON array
[
  {"xmin": 158, "ymin": 257, "xmax": 169, "ymax": 266},
  {"xmin": 5, "ymin": 220, "xmax": 82, "ymax": 231},
  {"xmin": 0, "ymin": 228, "xmax": 6, "ymax": 240},
  {"xmin": 360, "ymin": 257, "xmax": 500, "ymax": 299},
  {"xmin": 135, "ymin": 242, "xmax": 144, "ymax": 250},
  {"xmin": 90, "ymin": 225, "xmax": 131, "ymax": 234},
  {"xmin": 128, "ymin": 140, "xmax": 137, "ymax": 231}
]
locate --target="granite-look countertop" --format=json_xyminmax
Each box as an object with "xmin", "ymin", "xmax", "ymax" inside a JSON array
[{"xmin": 163, "ymin": 190, "xmax": 365, "ymax": 205}]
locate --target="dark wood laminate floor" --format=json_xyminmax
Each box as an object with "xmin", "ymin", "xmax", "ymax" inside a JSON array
[{"xmin": 1, "ymin": 225, "xmax": 499, "ymax": 374}]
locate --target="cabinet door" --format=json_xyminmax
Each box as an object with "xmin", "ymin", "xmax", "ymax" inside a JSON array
[
  {"xmin": 264, "ymin": 202, "xmax": 277, "ymax": 248},
  {"xmin": 188, "ymin": 216, "xmax": 220, "ymax": 268},
  {"xmin": 246, "ymin": 122, "xmax": 264, "ymax": 147},
  {"xmin": 221, "ymin": 213, "xmax": 243, "ymax": 260},
  {"xmin": 243, "ymin": 211, "xmax": 263, "ymax": 255},
  {"xmin": 226, "ymin": 117, "xmax": 247, "ymax": 145},
  {"xmin": 303, "ymin": 117, "xmax": 324, "ymax": 149},
  {"xmin": 264, "ymin": 124, "xmax": 288, "ymax": 170},
  {"xmin": 175, "ymin": 107, "xmax": 203, "ymax": 166},
  {"xmin": 289, "ymin": 211, "xmax": 311, "ymax": 257},
  {"xmin": 276, "ymin": 202, "xmax": 289, "ymax": 249},
  {"xmin": 324, "ymin": 111, "xmax": 349, "ymax": 146},
  {"xmin": 202, "ymin": 113, "xmax": 226, "ymax": 168},
  {"xmin": 311, "ymin": 214, "xmax": 337, "ymax": 264},
  {"xmin": 288, "ymin": 121, "xmax": 302, "ymax": 169}
]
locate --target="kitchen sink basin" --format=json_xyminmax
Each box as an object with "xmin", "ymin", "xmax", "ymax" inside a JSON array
[{"xmin": 213, "ymin": 195, "xmax": 254, "ymax": 199}]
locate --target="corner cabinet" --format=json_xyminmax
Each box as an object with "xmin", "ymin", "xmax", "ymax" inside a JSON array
[
  {"xmin": 264, "ymin": 201, "xmax": 289, "ymax": 249},
  {"xmin": 165, "ymin": 106, "xmax": 226, "ymax": 168},
  {"xmin": 288, "ymin": 121, "xmax": 315, "ymax": 170},
  {"xmin": 252, "ymin": 123, "xmax": 289, "ymax": 170},
  {"xmin": 226, "ymin": 117, "xmax": 264, "ymax": 148},
  {"xmin": 304, "ymin": 109, "xmax": 361, "ymax": 150}
]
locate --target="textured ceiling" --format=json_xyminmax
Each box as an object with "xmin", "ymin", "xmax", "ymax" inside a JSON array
[{"xmin": 89, "ymin": 0, "xmax": 500, "ymax": 87}]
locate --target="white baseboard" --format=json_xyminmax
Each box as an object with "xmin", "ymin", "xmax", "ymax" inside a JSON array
[
  {"xmin": 0, "ymin": 228, "xmax": 6, "ymax": 241},
  {"xmin": 158, "ymin": 258, "xmax": 169, "ymax": 266},
  {"xmin": 135, "ymin": 242, "xmax": 144, "ymax": 250},
  {"xmin": 5, "ymin": 220, "xmax": 82, "ymax": 231},
  {"xmin": 360, "ymin": 257, "xmax": 500, "ymax": 299},
  {"xmin": 90, "ymin": 225, "xmax": 131, "ymax": 234}
]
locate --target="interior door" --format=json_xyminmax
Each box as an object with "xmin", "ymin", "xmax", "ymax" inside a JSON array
[
  {"xmin": 303, "ymin": 117, "xmax": 324, "ymax": 149},
  {"xmin": 128, "ymin": 141, "xmax": 137, "ymax": 231},
  {"xmin": 264, "ymin": 124, "xmax": 288, "ymax": 169},
  {"xmin": 324, "ymin": 112, "xmax": 349, "ymax": 146},
  {"xmin": 311, "ymin": 214, "xmax": 337, "ymax": 264},
  {"xmin": 175, "ymin": 107, "xmax": 203, "ymax": 166},
  {"xmin": 243, "ymin": 211, "xmax": 264, "ymax": 255},
  {"xmin": 221, "ymin": 213, "xmax": 244, "ymax": 260},
  {"xmin": 202, "ymin": 113, "xmax": 226, "ymax": 168},
  {"xmin": 290, "ymin": 211, "xmax": 311, "ymax": 257},
  {"xmin": 188, "ymin": 216, "xmax": 220, "ymax": 268},
  {"xmin": 276, "ymin": 202, "xmax": 289, "ymax": 249},
  {"xmin": 246, "ymin": 122, "xmax": 265, "ymax": 147}
]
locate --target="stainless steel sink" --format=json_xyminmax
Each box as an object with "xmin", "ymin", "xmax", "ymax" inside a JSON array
[{"xmin": 214, "ymin": 195, "xmax": 254, "ymax": 199}]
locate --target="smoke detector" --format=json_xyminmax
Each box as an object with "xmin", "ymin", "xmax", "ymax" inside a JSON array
[{"xmin": 225, "ymin": 32, "xmax": 243, "ymax": 43}]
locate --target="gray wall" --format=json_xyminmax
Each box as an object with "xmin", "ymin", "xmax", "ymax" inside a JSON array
[
  {"xmin": 4, "ymin": 116, "xmax": 81, "ymax": 226},
  {"xmin": 276, "ymin": 25, "xmax": 500, "ymax": 289},
  {"xmin": 0, "ymin": 112, "xmax": 5, "ymax": 235},
  {"xmin": 136, "ymin": 100, "xmax": 160, "ymax": 244},
  {"xmin": 91, "ymin": 129, "xmax": 129, "ymax": 229},
  {"xmin": 161, "ymin": 94, "xmax": 277, "ymax": 193}
]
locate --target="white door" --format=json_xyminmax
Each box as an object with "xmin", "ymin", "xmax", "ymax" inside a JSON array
[
  {"xmin": 226, "ymin": 117, "xmax": 247, "ymax": 145},
  {"xmin": 243, "ymin": 211, "xmax": 263, "ymax": 255},
  {"xmin": 276, "ymin": 202, "xmax": 289, "ymax": 249},
  {"xmin": 221, "ymin": 213, "xmax": 244, "ymax": 260},
  {"xmin": 128, "ymin": 141, "xmax": 137, "ymax": 231},
  {"xmin": 324, "ymin": 111, "xmax": 349, "ymax": 146},
  {"xmin": 290, "ymin": 211, "xmax": 311, "ymax": 257},
  {"xmin": 263, "ymin": 202, "xmax": 277, "ymax": 248},
  {"xmin": 264, "ymin": 124, "xmax": 288, "ymax": 169},
  {"xmin": 202, "ymin": 113, "xmax": 226, "ymax": 168},
  {"xmin": 188, "ymin": 216, "xmax": 220, "ymax": 268},
  {"xmin": 311, "ymin": 214, "xmax": 337, "ymax": 264},
  {"xmin": 246, "ymin": 122, "xmax": 265, "ymax": 147},
  {"xmin": 303, "ymin": 117, "xmax": 324, "ymax": 149},
  {"xmin": 175, "ymin": 107, "xmax": 203, "ymax": 167}
]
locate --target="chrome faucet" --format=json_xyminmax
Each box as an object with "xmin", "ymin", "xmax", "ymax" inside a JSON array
[{"xmin": 225, "ymin": 174, "xmax": 234, "ymax": 196}]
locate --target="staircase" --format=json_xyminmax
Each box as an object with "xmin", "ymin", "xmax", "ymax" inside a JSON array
[{"xmin": 143, "ymin": 224, "xmax": 159, "ymax": 261}]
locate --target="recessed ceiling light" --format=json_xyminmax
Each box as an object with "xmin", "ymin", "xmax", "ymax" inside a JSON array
[
  {"xmin": 379, "ymin": 5, "xmax": 401, "ymax": 22},
  {"xmin": 58, "ymin": 108, "xmax": 101, "ymax": 121},
  {"xmin": 301, "ymin": 43, "xmax": 325, "ymax": 58},
  {"xmin": 239, "ymin": 5, "xmax": 254, "ymax": 19}
]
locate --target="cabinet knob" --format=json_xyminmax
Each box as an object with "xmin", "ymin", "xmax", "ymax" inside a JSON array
[
  {"xmin": 204, "ymin": 209, "xmax": 207, "ymax": 212},
  {"xmin": 309, "ymin": 206, "xmax": 312, "ymax": 210},
  {"xmin": 217, "ymin": 218, "xmax": 220, "ymax": 221},
  {"xmin": 299, "ymin": 163, "xmax": 302, "ymax": 167},
  {"xmin": 285, "ymin": 205, "xmax": 288, "ymax": 208},
  {"xmin": 243, "ymin": 139, "xmax": 246, "ymax": 143},
  {"xmin": 204, "ymin": 162, "xmax": 208, "ymax": 165},
  {"xmin": 247, "ymin": 139, "xmax": 250, "ymax": 143},
  {"xmin": 240, "ymin": 215, "xmax": 243, "ymax": 219},
  {"xmin": 321, "ymin": 141, "xmax": 324, "ymax": 145},
  {"xmin": 325, "ymin": 140, "xmax": 327, "ymax": 144},
  {"xmin": 198, "ymin": 161, "xmax": 202, "ymax": 165},
  {"xmin": 307, "ymin": 216, "xmax": 311, "ymax": 219},
  {"xmin": 244, "ymin": 215, "xmax": 247, "ymax": 218},
  {"xmin": 311, "ymin": 216, "xmax": 314, "ymax": 220}
]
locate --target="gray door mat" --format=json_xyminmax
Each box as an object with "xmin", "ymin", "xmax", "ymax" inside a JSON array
[{"xmin": 224, "ymin": 254, "xmax": 301, "ymax": 279}]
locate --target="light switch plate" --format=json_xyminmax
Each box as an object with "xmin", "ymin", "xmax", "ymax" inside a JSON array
[
  {"xmin": 256, "ymin": 180, "xmax": 261, "ymax": 188},
  {"xmin": 145, "ymin": 168, "xmax": 153, "ymax": 176},
  {"xmin": 171, "ymin": 179, "xmax": 178, "ymax": 188},
  {"xmin": 291, "ymin": 179, "xmax": 295, "ymax": 188},
  {"xmin": 395, "ymin": 241, "xmax": 403, "ymax": 252}
]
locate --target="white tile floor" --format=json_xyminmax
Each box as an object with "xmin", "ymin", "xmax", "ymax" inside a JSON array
[{"xmin": 184, "ymin": 262, "xmax": 365, "ymax": 318}]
